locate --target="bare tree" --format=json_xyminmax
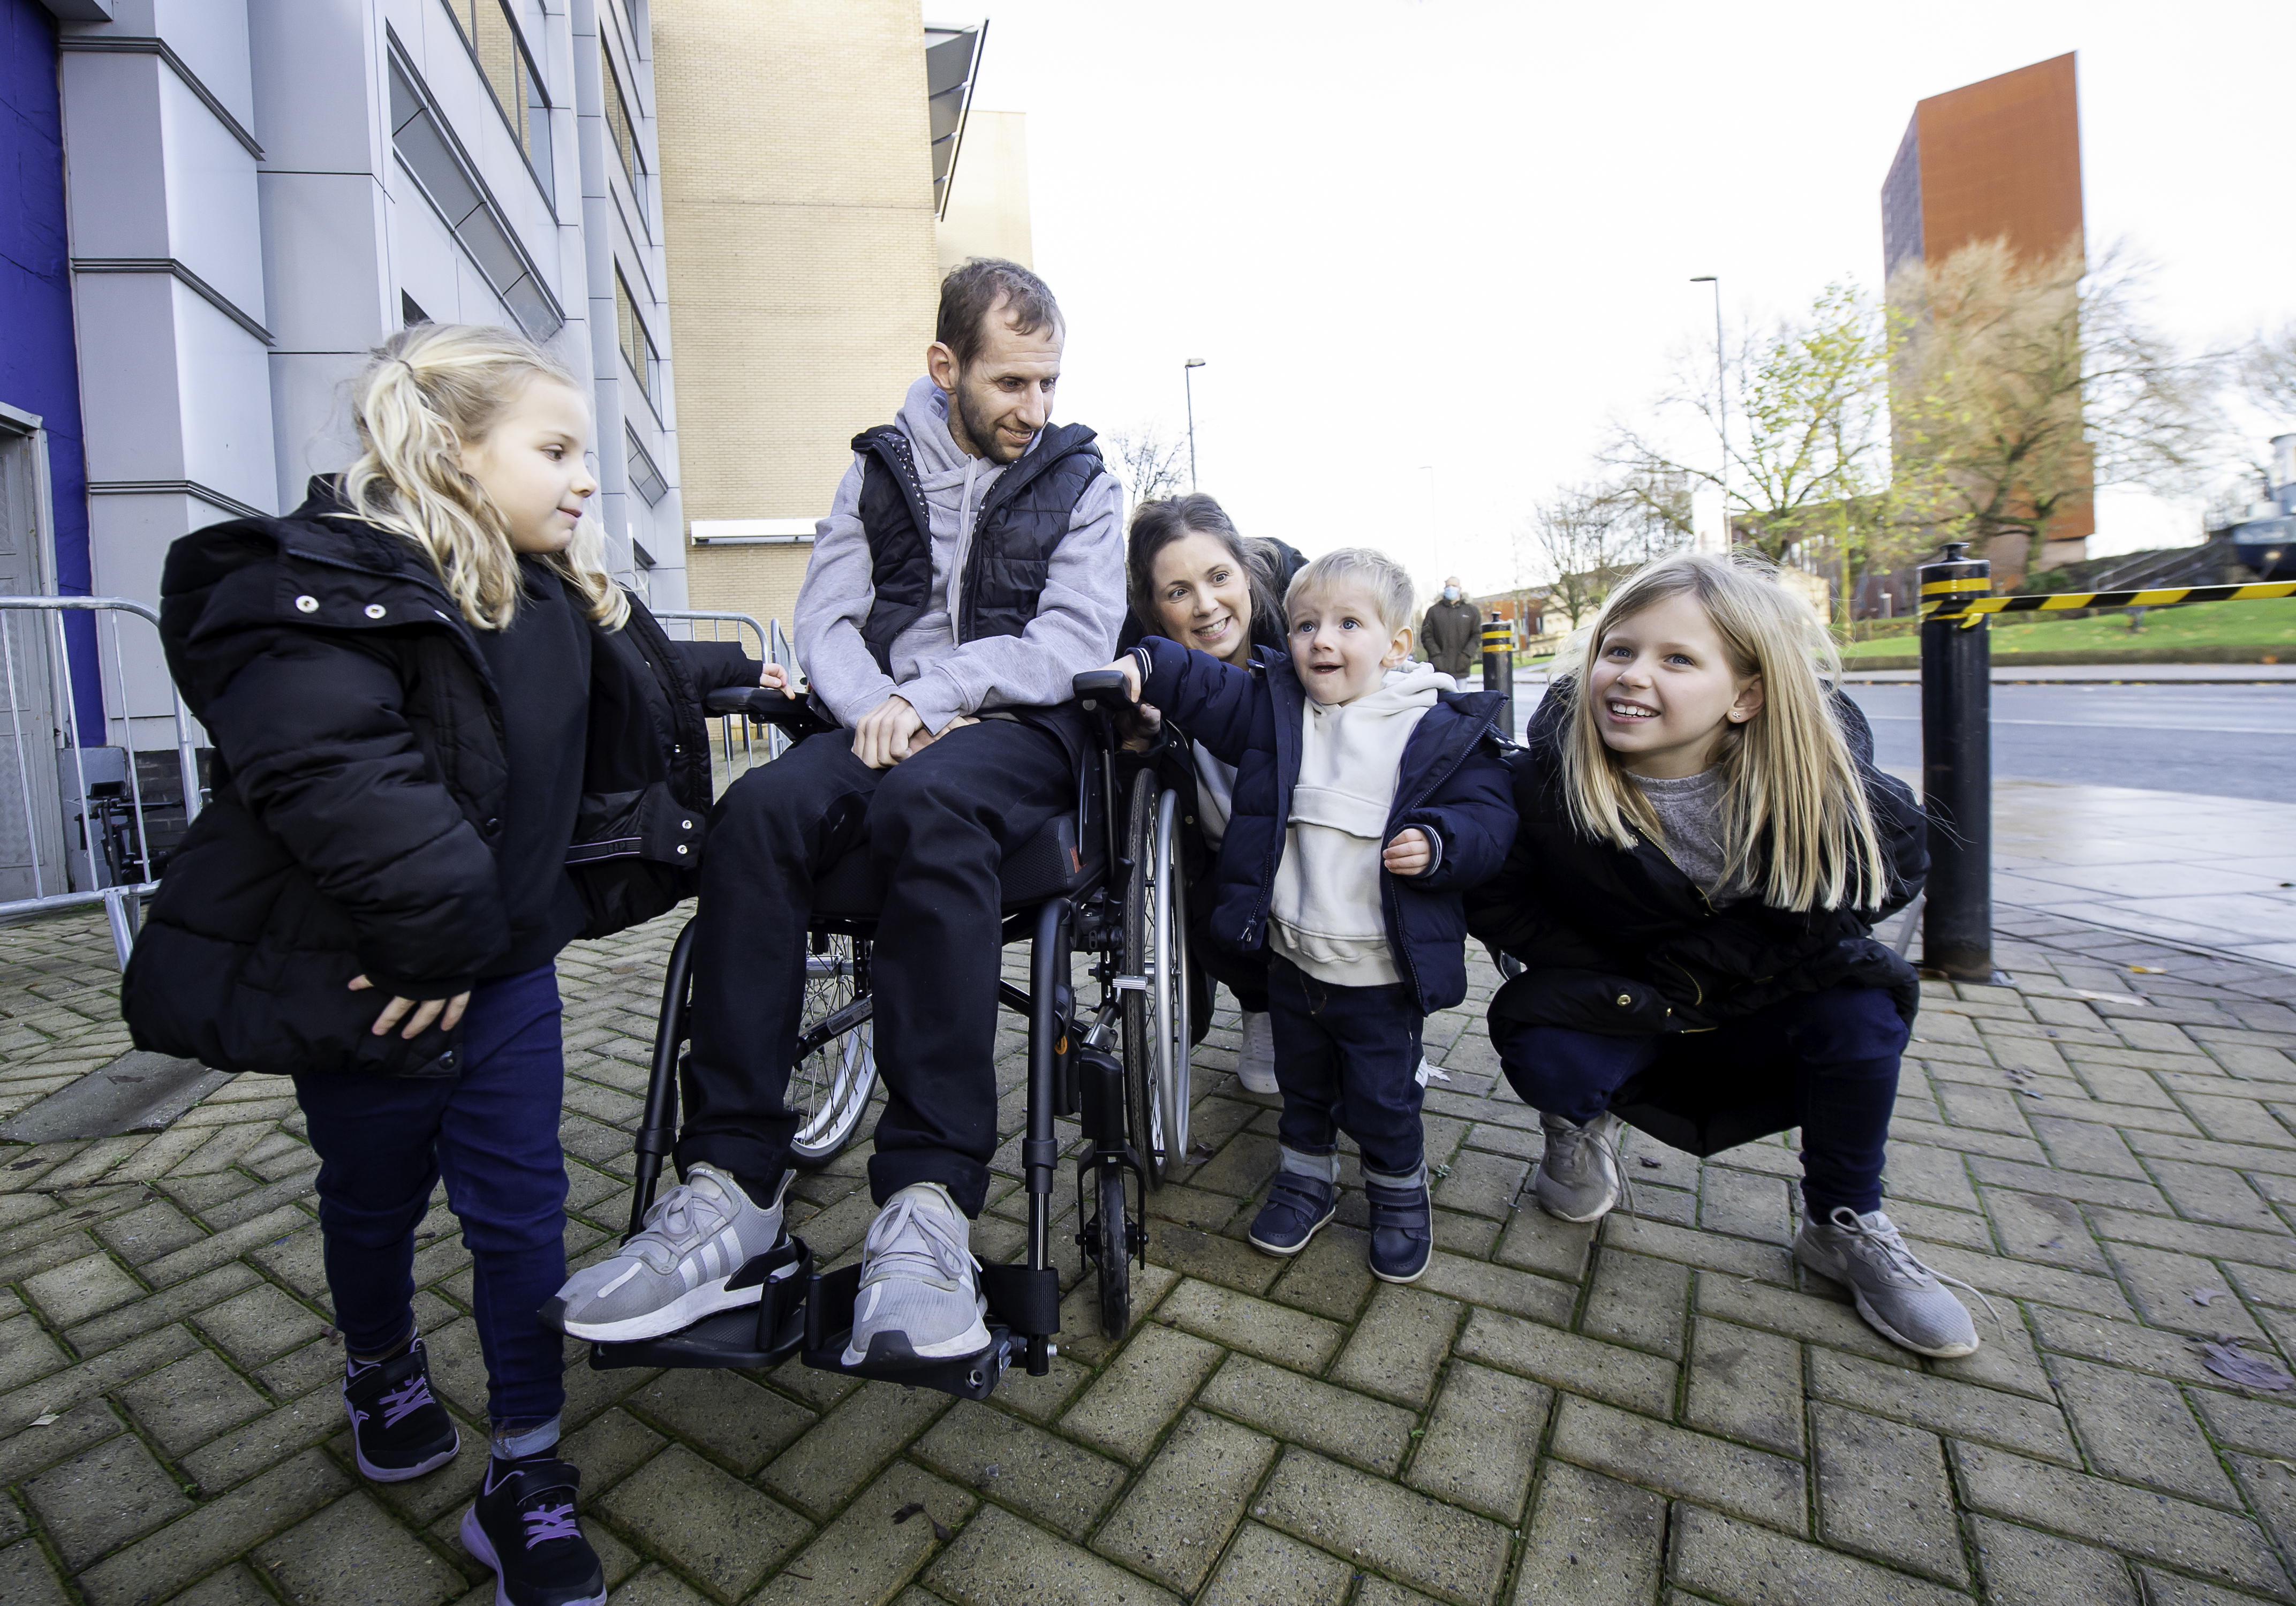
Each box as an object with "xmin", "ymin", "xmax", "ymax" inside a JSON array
[
  {"xmin": 1889, "ymin": 239, "xmax": 2225, "ymax": 578},
  {"xmin": 2240, "ymin": 320, "xmax": 2296, "ymax": 421},
  {"xmin": 1514, "ymin": 480, "xmax": 1681, "ymax": 632},
  {"xmin": 1106, "ymin": 425, "xmax": 1187, "ymax": 512}
]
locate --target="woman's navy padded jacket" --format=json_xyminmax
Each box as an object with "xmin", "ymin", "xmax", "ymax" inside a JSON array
[
  {"xmin": 1464, "ymin": 682, "xmax": 1929, "ymax": 1036},
  {"xmin": 122, "ymin": 478, "xmax": 758, "ymax": 1079},
  {"xmin": 1135, "ymin": 636, "xmax": 1517, "ymax": 1015}
]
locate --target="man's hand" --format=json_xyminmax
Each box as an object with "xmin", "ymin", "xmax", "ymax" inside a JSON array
[
  {"xmin": 349, "ymin": 975, "xmax": 470, "ymax": 1038},
  {"xmin": 759, "ymin": 662, "xmax": 789, "ymax": 689},
  {"xmin": 1383, "ymin": 828, "xmax": 1433, "ymax": 877},
  {"xmin": 852, "ymin": 695, "xmax": 926, "ymax": 768}
]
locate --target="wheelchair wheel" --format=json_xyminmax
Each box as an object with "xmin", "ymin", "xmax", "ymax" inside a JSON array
[
  {"xmin": 1120, "ymin": 772, "xmax": 1192, "ymax": 1186},
  {"xmin": 1090, "ymin": 1162, "xmax": 1131, "ymax": 1341},
  {"xmin": 788, "ymin": 934, "xmax": 877, "ymax": 1169}
]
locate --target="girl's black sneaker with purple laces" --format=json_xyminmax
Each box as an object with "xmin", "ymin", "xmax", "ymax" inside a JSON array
[
  {"xmin": 462, "ymin": 1456, "xmax": 607, "ymax": 1606},
  {"xmin": 342, "ymin": 1337, "xmax": 458, "ymax": 1481}
]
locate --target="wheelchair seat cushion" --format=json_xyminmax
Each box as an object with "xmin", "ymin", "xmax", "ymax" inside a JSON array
[{"xmin": 811, "ymin": 811, "xmax": 1100, "ymax": 919}]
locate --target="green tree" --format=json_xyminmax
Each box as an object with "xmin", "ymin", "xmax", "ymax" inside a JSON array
[{"xmin": 1609, "ymin": 282, "xmax": 1908, "ymax": 621}]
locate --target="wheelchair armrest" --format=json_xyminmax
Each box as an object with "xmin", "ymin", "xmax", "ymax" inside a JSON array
[
  {"xmin": 705, "ymin": 686, "xmax": 838, "ymax": 739},
  {"xmin": 1071, "ymin": 669, "xmax": 1136, "ymax": 708}
]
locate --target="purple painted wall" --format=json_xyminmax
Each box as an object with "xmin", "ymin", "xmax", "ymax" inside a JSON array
[{"xmin": 0, "ymin": 0, "xmax": 101, "ymax": 731}]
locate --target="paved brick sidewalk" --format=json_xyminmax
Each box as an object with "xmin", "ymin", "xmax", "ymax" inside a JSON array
[{"xmin": 3, "ymin": 904, "xmax": 2296, "ymax": 1604}]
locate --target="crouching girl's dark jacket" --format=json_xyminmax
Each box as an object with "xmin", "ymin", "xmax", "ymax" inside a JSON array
[
  {"xmin": 1464, "ymin": 684, "xmax": 1928, "ymax": 1036},
  {"xmin": 1134, "ymin": 636, "xmax": 1517, "ymax": 1014},
  {"xmin": 122, "ymin": 479, "xmax": 758, "ymax": 1080}
]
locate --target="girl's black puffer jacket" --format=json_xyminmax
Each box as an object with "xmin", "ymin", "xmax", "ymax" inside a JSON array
[
  {"xmin": 122, "ymin": 479, "xmax": 757, "ymax": 1079},
  {"xmin": 1464, "ymin": 683, "xmax": 1928, "ymax": 1036}
]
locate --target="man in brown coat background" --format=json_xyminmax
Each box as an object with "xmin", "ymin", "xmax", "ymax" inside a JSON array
[{"xmin": 1420, "ymin": 576, "xmax": 1480, "ymax": 679}]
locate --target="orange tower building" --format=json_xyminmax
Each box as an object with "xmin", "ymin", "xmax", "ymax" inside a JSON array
[{"xmin": 1883, "ymin": 54, "xmax": 2091, "ymax": 565}]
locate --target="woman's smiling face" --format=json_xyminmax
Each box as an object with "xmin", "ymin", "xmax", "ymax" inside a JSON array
[
  {"xmin": 1147, "ymin": 531, "xmax": 1256, "ymax": 667},
  {"xmin": 1587, "ymin": 591, "xmax": 1765, "ymax": 778}
]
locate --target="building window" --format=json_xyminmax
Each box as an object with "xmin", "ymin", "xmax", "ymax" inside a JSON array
[
  {"xmin": 389, "ymin": 51, "xmax": 564, "ymax": 340},
  {"xmin": 615, "ymin": 268, "xmax": 658, "ymax": 405},
  {"xmin": 441, "ymin": 0, "xmax": 553, "ymax": 193},
  {"xmin": 626, "ymin": 425, "xmax": 667, "ymax": 505},
  {"xmin": 601, "ymin": 46, "xmax": 641, "ymax": 194}
]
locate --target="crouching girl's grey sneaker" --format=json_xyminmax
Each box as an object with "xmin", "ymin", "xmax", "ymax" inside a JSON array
[
  {"xmin": 1795, "ymin": 1206, "xmax": 1982, "ymax": 1359},
  {"xmin": 1532, "ymin": 1112, "xmax": 1623, "ymax": 1223},
  {"xmin": 548, "ymin": 1165, "xmax": 787, "ymax": 1343},
  {"xmin": 843, "ymin": 1182, "xmax": 990, "ymax": 1368}
]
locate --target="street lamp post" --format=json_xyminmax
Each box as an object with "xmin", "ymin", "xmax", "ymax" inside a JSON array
[
  {"xmin": 1183, "ymin": 358, "xmax": 1206, "ymax": 491},
  {"xmin": 1690, "ymin": 275, "xmax": 1724, "ymax": 547}
]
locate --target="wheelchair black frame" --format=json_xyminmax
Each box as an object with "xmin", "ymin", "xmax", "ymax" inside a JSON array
[{"xmin": 602, "ymin": 682, "xmax": 1155, "ymax": 1395}]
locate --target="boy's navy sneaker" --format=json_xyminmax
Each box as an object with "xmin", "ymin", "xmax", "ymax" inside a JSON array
[
  {"xmin": 1365, "ymin": 1177, "xmax": 1433, "ymax": 1284},
  {"xmin": 342, "ymin": 1336, "xmax": 457, "ymax": 1482},
  {"xmin": 460, "ymin": 1455, "xmax": 606, "ymax": 1606},
  {"xmin": 1247, "ymin": 1170, "xmax": 1338, "ymax": 1256}
]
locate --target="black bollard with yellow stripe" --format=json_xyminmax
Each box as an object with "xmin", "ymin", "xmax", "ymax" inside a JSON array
[
  {"xmin": 1919, "ymin": 543, "xmax": 1998, "ymax": 982},
  {"xmin": 1479, "ymin": 613, "xmax": 1515, "ymax": 742}
]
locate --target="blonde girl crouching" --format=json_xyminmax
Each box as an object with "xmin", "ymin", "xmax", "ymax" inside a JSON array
[
  {"xmin": 1464, "ymin": 550, "xmax": 1982, "ymax": 1358},
  {"xmin": 126, "ymin": 323, "xmax": 779, "ymax": 1606}
]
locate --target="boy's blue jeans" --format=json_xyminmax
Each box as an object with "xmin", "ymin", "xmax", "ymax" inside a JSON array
[
  {"xmin": 1492, "ymin": 983, "xmax": 1907, "ymax": 1216},
  {"xmin": 293, "ymin": 964, "xmax": 569, "ymax": 1450},
  {"xmin": 1265, "ymin": 954, "xmax": 1426, "ymax": 1183}
]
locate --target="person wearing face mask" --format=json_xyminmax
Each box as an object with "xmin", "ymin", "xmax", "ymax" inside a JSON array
[{"xmin": 1421, "ymin": 576, "xmax": 1481, "ymax": 679}]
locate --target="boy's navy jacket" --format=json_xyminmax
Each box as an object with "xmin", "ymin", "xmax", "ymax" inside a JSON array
[
  {"xmin": 1464, "ymin": 682, "xmax": 1928, "ymax": 1036},
  {"xmin": 122, "ymin": 479, "xmax": 758, "ymax": 1080},
  {"xmin": 1135, "ymin": 635, "xmax": 1517, "ymax": 1015}
]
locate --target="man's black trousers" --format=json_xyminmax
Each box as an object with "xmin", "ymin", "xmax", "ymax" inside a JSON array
[{"xmin": 674, "ymin": 719, "xmax": 1073, "ymax": 1217}]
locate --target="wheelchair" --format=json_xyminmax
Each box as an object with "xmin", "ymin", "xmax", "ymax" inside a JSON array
[{"xmin": 572, "ymin": 671, "xmax": 1192, "ymax": 1403}]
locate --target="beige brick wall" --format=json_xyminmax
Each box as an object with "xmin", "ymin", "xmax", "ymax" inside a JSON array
[{"xmin": 652, "ymin": 0, "xmax": 942, "ymax": 649}]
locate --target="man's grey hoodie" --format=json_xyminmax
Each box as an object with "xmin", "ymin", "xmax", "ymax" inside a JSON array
[{"xmin": 793, "ymin": 375, "xmax": 1128, "ymax": 733}]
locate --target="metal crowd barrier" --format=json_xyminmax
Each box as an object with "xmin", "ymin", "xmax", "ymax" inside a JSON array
[
  {"xmin": 1913, "ymin": 551, "xmax": 2296, "ymax": 981},
  {"xmin": 0, "ymin": 597, "xmax": 205, "ymax": 968},
  {"xmin": 652, "ymin": 610, "xmax": 796, "ymax": 789}
]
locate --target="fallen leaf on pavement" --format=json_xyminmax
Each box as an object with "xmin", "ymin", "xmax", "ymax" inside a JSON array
[
  {"xmin": 31, "ymin": 1413, "xmax": 59, "ymax": 1427},
  {"xmin": 2197, "ymin": 1339, "xmax": 2294, "ymax": 1391},
  {"xmin": 891, "ymin": 1502, "xmax": 924, "ymax": 1525},
  {"xmin": 1639, "ymin": 1157, "xmax": 1661, "ymax": 1169},
  {"xmin": 931, "ymin": 1518, "xmax": 951, "ymax": 1542},
  {"xmin": 2192, "ymin": 1288, "xmax": 2230, "ymax": 1306}
]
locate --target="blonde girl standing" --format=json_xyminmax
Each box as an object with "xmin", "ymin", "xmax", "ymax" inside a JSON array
[
  {"xmin": 126, "ymin": 325, "xmax": 776, "ymax": 1606},
  {"xmin": 1466, "ymin": 551, "xmax": 1978, "ymax": 1358}
]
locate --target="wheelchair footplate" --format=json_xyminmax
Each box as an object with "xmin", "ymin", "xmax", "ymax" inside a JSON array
[
  {"xmin": 799, "ymin": 1259, "xmax": 1061, "ymax": 1401},
  {"xmin": 569, "ymin": 1237, "xmax": 814, "ymax": 1372}
]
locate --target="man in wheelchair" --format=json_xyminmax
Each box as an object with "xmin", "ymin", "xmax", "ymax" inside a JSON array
[{"xmin": 551, "ymin": 260, "xmax": 1126, "ymax": 1367}]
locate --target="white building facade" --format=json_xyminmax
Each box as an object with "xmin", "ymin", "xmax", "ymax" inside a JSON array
[{"xmin": 55, "ymin": 0, "xmax": 686, "ymax": 638}]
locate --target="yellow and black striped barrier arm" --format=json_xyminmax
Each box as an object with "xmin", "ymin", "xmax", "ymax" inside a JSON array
[{"xmin": 1919, "ymin": 578, "xmax": 2296, "ymax": 628}]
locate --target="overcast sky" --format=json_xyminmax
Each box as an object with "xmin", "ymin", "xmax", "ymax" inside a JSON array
[{"xmin": 961, "ymin": 0, "xmax": 2296, "ymax": 593}]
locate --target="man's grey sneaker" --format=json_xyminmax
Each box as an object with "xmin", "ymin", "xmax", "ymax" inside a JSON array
[
  {"xmin": 842, "ymin": 1182, "xmax": 991, "ymax": 1368},
  {"xmin": 1247, "ymin": 1170, "xmax": 1338, "ymax": 1256},
  {"xmin": 1365, "ymin": 1177, "xmax": 1433, "ymax": 1283},
  {"xmin": 1235, "ymin": 1011, "xmax": 1278, "ymax": 1095},
  {"xmin": 461, "ymin": 1455, "xmax": 606, "ymax": 1606},
  {"xmin": 548, "ymin": 1165, "xmax": 787, "ymax": 1343},
  {"xmin": 1532, "ymin": 1112, "xmax": 1623, "ymax": 1223},
  {"xmin": 343, "ymin": 1334, "xmax": 457, "ymax": 1481},
  {"xmin": 1795, "ymin": 1206, "xmax": 1983, "ymax": 1359}
]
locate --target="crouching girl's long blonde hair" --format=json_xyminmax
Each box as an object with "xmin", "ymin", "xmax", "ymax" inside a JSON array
[
  {"xmin": 1558, "ymin": 550, "xmax": 1889, "ymax": 913},
  {"xmin": 341, "ymin": 323, "xmax": 628, "ymax": 632}
]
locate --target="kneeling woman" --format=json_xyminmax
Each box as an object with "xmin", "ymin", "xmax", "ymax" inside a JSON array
[{"xmin": 1467, "ymin": 551, "xmax": 1980, "ymax": 1358}]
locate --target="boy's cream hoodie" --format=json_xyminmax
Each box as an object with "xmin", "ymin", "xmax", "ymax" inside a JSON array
[{"xmin": 1267, "ymin": 661, "xmax": 1451, "ymax": 987}]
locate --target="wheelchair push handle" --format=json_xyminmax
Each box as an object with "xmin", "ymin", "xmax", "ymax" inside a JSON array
[
  {"xmin": 706, "ymin": 685, "xmax": 837, "ymax": 739},
  {"xmin": 1071, "ymin": 668, "xmax": 1137, "ymax": 708}
]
